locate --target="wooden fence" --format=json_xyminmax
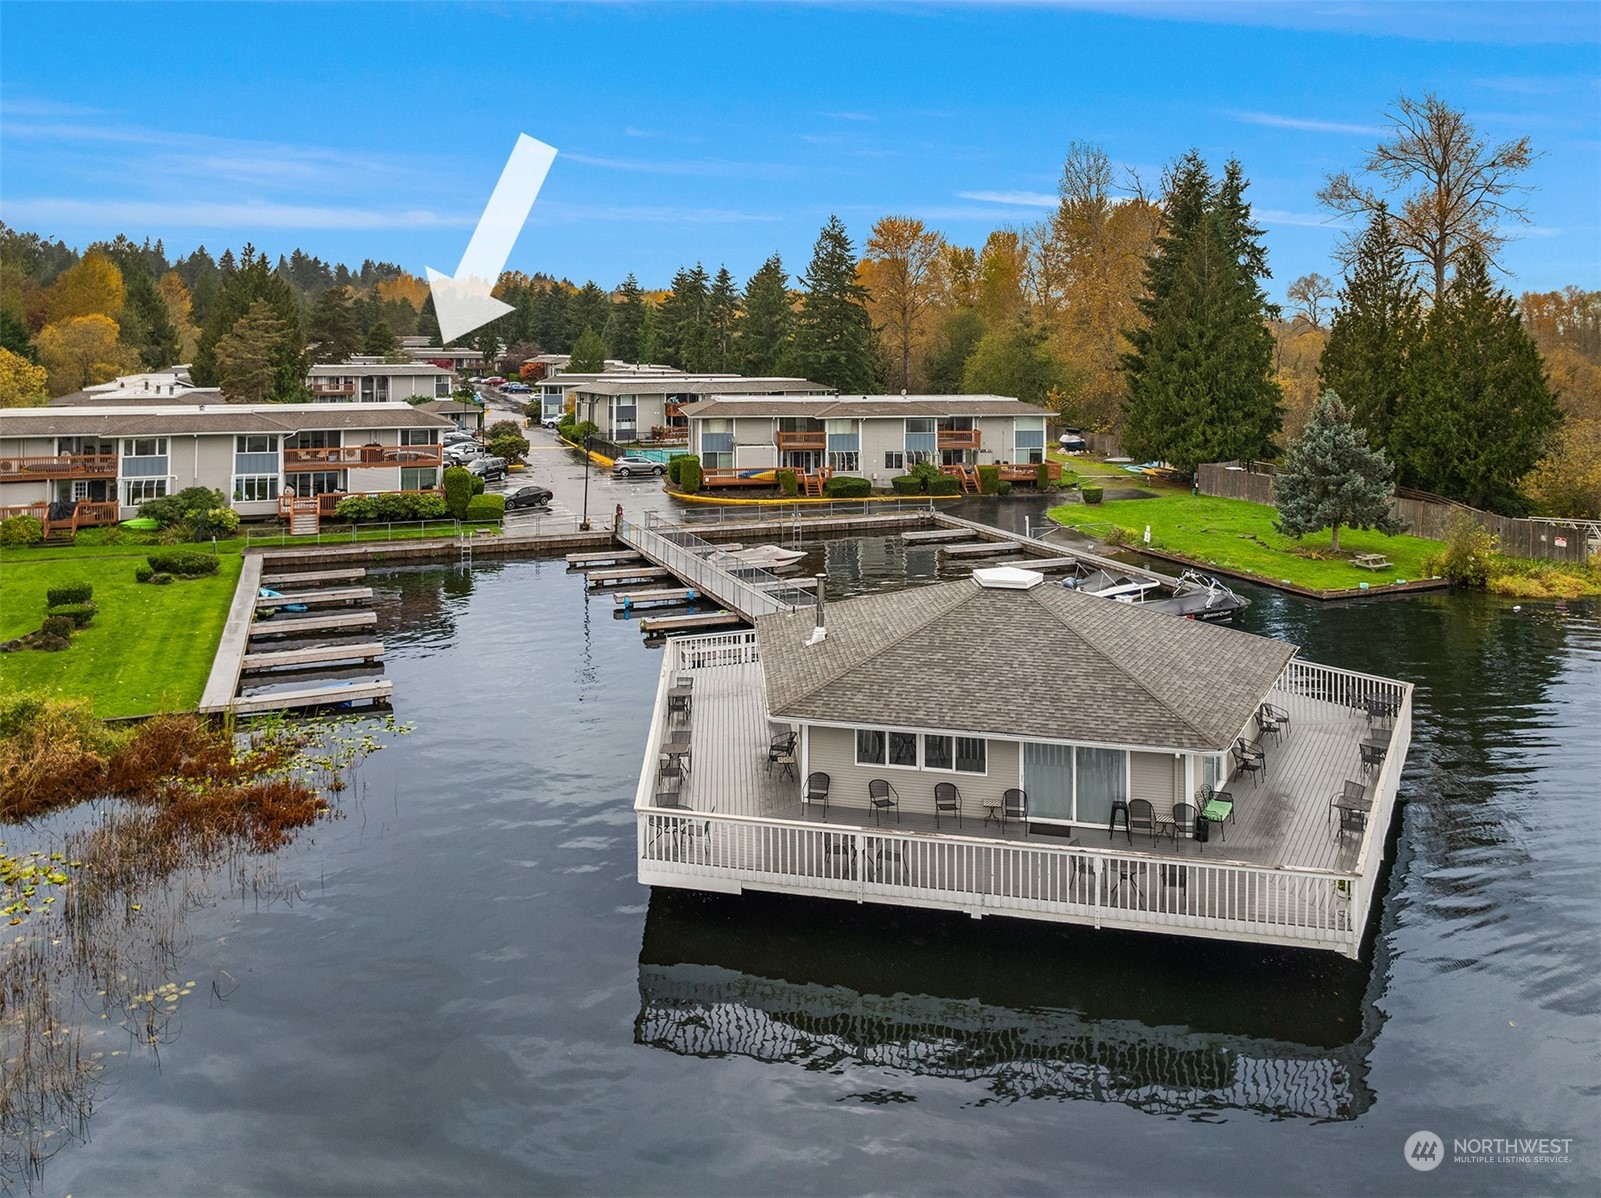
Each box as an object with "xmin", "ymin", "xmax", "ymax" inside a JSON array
[{"xmin": 1196, "ymin": 462, "xmax": 1599, "ymax": 563}]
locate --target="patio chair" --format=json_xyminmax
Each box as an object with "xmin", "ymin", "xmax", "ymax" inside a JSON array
[
  {"xmin": 1232, "ymin": 740, "xmax": 1266, "ymax": 787},
  {"xmin": 867, "ymin": 778, "xmax": 901, "ymax": 825},
  {"xmin": 804, "ymin": 772, "xmax": 830, "ymax": 819},
  {"xmin": 1337, "ymin": 804, "xmax": 1368, "ymax": 838},
  {"xmin": 1329, "ymin": 779, "xmax": 1365, "ymax": 833},
  {"xmin": 1001, "ymin": 788, "xmax": 1028, "ymax": 834},
  {"xmin": 1127, "ymin": 797, "xmax": 1157, "ymax": 842},
  {"xmin": 1197, "ymin": 785, "xmax": 1234, "ymax": 842},
  {"xmin": 933, "ymin": 782, "xmax": 962, "ymax": 829},
  {"xmin": 1260, "ymin": 701, "xmax": 1291, "ymax": 739},
  {"xmin": 1359, "ymin": 741, "xmax": 1385, "ymax": 775},
  {"xmin": 766, "ymin": 731, "xmax": 797, "ymax": 773},
  {"xmin": 1168, "ymin": 801, "xmax": 1199, "ymax": 848},
  {"xmin": 1255, "ymin": 703, "xmax": 1284, "ymax": 745}
]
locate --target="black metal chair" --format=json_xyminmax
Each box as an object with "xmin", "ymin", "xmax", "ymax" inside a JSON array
[
  {"xmin": 1127, "ymin": 797, "xmax": 1157, "ymax": 842},
  {"xmin": 1001, "ymin": 788, "xmax": 1028, "ymax": 834},
  {"xmin": 1337, "ymin": 804, "xmax": 1368, "ymax": 838},
  {"xmin": 1196, "ymin": 784, "xmax": 1233, "ymax": 842},
  {"xmin": 868, "ymin": 778, "xmax": 900, "ymax": 825},
  {"xmin": 1330, "ymin": 779, "xmax": 1366, "ymax": 834},
  {"xmin": 804, "ymin": 771, "xmax": 830, "ymax": 819},
  {"xmin": 1260, "ymin": 701, "xmax": 1291, "ymax": 739},
  {"xmin": 1232, "ymin": 740, "xmax": 1265, "ymax": 787},
  {"xmin": 1255, "ymin": 703, "xmax": 1284, "ymax": 745},
  {"xmin": 1359, "ymin": 741, "xmax": 1385, "ymax": 775},
  {"xmin": 933, "ymin": 782, "xmax": 961, "ymax": 829},
  {"xmin": 766, "ymin": 730, "xmax": 796, "ymax": 774},
  {"xmin": 1169, "ymin": 801, "xmax": 1199, "ymax": 849}
]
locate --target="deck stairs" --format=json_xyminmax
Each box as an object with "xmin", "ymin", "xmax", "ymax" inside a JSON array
[
  {"xmin": 941, "ymin": 465, "xmax": 978, "ymax": 494},
  {"xmin": 283, "ymin": 495, "xmax": 320, "ymax": 536}
]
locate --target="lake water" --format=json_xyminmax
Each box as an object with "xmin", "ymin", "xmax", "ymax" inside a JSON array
[{"xmin": 27, "ymin": 522, "xmax": 1601, "ymax": 1195}]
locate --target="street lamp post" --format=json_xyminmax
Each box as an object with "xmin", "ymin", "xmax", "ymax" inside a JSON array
[{"xmin": 579, "ymin": 395, "xmax": 599, "ymax": 531}]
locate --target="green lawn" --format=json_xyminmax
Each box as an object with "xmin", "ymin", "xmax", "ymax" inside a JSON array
[
  {"xmin": 0, "ymin": 550, "xmax": 245, "ymax": 717},
  {"xmin": 1047, "ymin": 493, "xmax": 1445, "ymax": 591}
]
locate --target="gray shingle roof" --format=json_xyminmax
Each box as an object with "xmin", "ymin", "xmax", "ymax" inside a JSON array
[
  {"xmin": 0, "ymin": 403, "xmax": 453, "ymax": 438},
  {"xmin": 756, "ymin": 579, "xmax": 1296, "ymax": 752},
  {"xmin": 573, "ymin": 377, "xmax": 827, "ymax": 398},
  {"xmin": 681, "ymin": 395, "xmax": 1043, "ymax": 420}
]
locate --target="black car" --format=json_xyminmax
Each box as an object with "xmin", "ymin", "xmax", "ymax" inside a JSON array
[{"xmin": 504, "ymin": 485, "xmax": 553, "ymax": 511}]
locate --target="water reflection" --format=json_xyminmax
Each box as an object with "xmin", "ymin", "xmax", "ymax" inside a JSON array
[{"xmin": 636, "ymin": 890, "xmax": 1382, "ymax": 1121}]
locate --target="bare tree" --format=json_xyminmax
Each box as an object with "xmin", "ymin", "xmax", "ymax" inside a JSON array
[
  {"xmin": 1286, "ymin": 273, "xmax": 1334, "ymax": 327},
  {"xmin": 1318, "ymin": 92, "xmax": 1538, "ymax": 303}
]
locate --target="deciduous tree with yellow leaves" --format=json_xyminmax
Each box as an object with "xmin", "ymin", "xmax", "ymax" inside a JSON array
[
  {"xmin": 0, "ymin": 346, "xmax": 49, "ymax": 407},
  {"xmin": 860, "ymin": 216, "xmax": 946, "ymax": 393},
  {"xmin": 36, "ymin": 313, "xmax": 140, "ymax": 395}
]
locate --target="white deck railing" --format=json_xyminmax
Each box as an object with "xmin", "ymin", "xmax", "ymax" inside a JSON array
[
  {"xmin": 633, "ymin": 633, "xmax": 1413, "ymax": 957},
  {"xmin": 617, "ymin": 519, "xmax": 812, "ymax": 619}
]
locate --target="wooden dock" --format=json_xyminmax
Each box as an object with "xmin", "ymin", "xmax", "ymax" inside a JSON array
[
  {"xmin": 586, "ymin": 565, "xmax": 675, "ymax": 585},
  {"xmin": 260, "ymin": 566, "xmax": 366, "ymax": 587},
  {"xmin": 254, "ymin": 586, "xmax": 372, "ymax": 609},
  {"xmin": 902, "ymin": 528, "xmax": 977, "ymax": 543},
  {"xmin": 616, "ymin": 587, "xmax": 699, "ymax": 609},
  {"xmin": 248, "ymin": 611, "xmax": 378, "ymax": 638},
  {"xmin": 640, "ymin": 612, "xmax": 745, "ymax": 634},
  {"xmin": 941, "ymin": 540, "xmax": 1021, "ymax": 558},
  {"xmin": 566, "ymin": 549, "xmax": 644, "ymax": 567},
  {"xmin": 198, "ymin": 555, "xmax": 265, "ymax": 713},
  {"xmin": 228, "ymin": 679, "xmax": 394, "ymax": 714},
  {"xmin": 241, "ymin": 642, "xmax": 385, "ymax": 672}
]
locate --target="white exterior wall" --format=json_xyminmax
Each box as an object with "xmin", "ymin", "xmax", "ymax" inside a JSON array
[
  {"xmin": 733, "ymin": 417, "xmax": 776, "ymax": 469},
  {"xmin": 803, "ymin": 723, "xmax": 1020, "ymax": 822}
]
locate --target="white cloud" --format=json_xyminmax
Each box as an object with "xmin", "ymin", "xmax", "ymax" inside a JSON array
[
  {"xmin": 956, "ymin": 190, "xmax": 1058, "ymax": 208},
  {"xmin": 822, "ymin": 111, "xmax": 874, "ymax": 122},
  {"xmin": 1228, "ymin": 110, "xmax": 1384, "ymax": 136},
  {"xmin": 0, "ymin": 198, "xmax": 474, "ymax": 231},
  {"xmin": 563, "ymin": 152, "xmax": 800, "ymax": 181},
  {"xmin": 1254, "ymin": 208, "xmax": 1346, "ymax": 229}
]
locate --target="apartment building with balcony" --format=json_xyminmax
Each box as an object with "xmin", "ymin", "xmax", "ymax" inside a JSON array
[
  {"xmin": 679, "ymin": 395, "xmax": 1048, "ymax": 480},
  {"xmin": 305, "ymin": 362, "xmax": 455, "ymax": 403},
  {"xmin": 0, "ymin": 402, "xmax": 453, "ymax": 528},
  {"xmin": 573, "ymin": 376, "xmax": 832, "ymax": 444}
]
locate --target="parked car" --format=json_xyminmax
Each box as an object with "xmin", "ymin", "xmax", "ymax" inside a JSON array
[
  {"xmin": 466, "ymin": 455, "xmax": 508, "ymax": 481},
  {"xmin": 444, "ymin": 443, "xmax": 486, "ymax": 465},
  {"xmin": 442, "ymin": 430, "xmax": 479, "ymax": 445},
  {"xmin": 541, "ymin": 414, "xmax": 561, "ymax": 429},
  {"xmin": 503, "ymin": 381, "xmax": 531, "ymax": 394},
  {"xmin": 611, "ymin": 455, "xmax": 667, "ymax": 478},
  {"xmin": 484, "ymin": 376, "xmax": 507, "ymax": 387},
  {"xmin": 504, "ymin": 484, "xmax": 553, "ymax": 510}
]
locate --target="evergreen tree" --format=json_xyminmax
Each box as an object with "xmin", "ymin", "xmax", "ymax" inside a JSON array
[
  {"xmin": 362, "ymin": 318, "xmax": 400, "ymax": 357},
  {"xmin": 1, "ymin": 308, "xmax": 38, "ymax": 363},
  {"xmin": 658, "ymin": 264, "xmax": 710, "ymax": 370},
  {"xmin": 569, "ymin": 325, "xmax": 607, "ymax": 373},
  {"xmin": 564, "ymin": 281, "xmax": 611, "ymax": 349},
  {"xmin": 637, "ymin": 300, "xmax": 659, "ymax": 366},
  {"xmin": 1391, "ymin": 247, "xmax": 1562, "ymax": 510},
  {"xmin": 532, "ymin": 285, "xmax": 569, "ymax": 352},
  {"xmin": 610, "ymin": 274, "xmax": 646, "ymax": 362},
  {"xmin": 417, "ymin": 291, "xmax": 442, "ymax": 346},
  {"xmin": 1122, "ymin": 155, "xmax": 1282, "ymax": 470},
  {"xmin": 925, "ymin": 309, "xmax": 987, "ymax": 394},
  {"xmin": 1319, "ymin": 207, "xmax": 1423, "ymax": 450},
  {"xmin": 308, "ymin": 287, "xmax": 360, "ymax": 363},
  {"xmin": 738, "ymin": 254, "xmax": 792, "ymax": 376},
  {"xmin": 791, "ymin": 217, "xmax": 877, "ymax": 392},
  {"xmin": 119, "ymin": 267, "xmax": 182, "ymax": 370},
  {"xmin": 705, "ymin": 266, "xmax": 740, "ymax": 373},
  {"xmin": 962, "ymin": 322, "xmax": 1064, "ymax": 406},
  {"xmin": 191, "ymin": 246, "xmax": 305, "ymax": 400},
  {"xmin": 214, "ymin": 299, "xmax": 289, "ymax": 403},
  {"xmin": 1274, "ymin": 390, "xmax": 1406, "ymax": 551}
]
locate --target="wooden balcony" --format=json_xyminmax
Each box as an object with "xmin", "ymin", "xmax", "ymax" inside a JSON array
[
  {"xmin": 937, "ymin": 429, "xmax": 981, "ymax": 450},
  {"xmin": 775, "ymin": 431, "xmax": 826, "ymax": 452},
  {"xmin": 309, "ymin": 382, "xmax": 356, "ymax": 396},
  {"xmin": 0, "ymin": 500, "xmax": 120, "ymax": 537},
  {"xmin": 0, "ymin": 454, "xmax": 118, "ymax": 481},
  {"xmin": 282, "ymin": 445, "xmax": 442, "ymax": 470}
]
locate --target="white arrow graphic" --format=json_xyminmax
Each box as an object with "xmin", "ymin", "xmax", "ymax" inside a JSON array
[{"xmin": 427, "ymin": 134, "xmax": 557, "ymax": 342}]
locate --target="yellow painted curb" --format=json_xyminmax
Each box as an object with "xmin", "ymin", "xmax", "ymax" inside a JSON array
[
  {"xmin": 664, "ymin": 489, "xmax": 964, "ymax": 507},
  {"xmin": 556, "ymin": 435, "xmax": 614, "ymax": 467}
]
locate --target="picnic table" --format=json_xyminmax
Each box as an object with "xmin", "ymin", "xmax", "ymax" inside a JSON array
[{"xmin": 1352, "ymin": 553, "xmax": 1392, "ymax": 571}]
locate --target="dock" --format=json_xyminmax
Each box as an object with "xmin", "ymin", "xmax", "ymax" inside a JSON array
[
  {"xmin": 586, "ymin": 565, "xmax": 675, "ymax": 585},
  {"xmin": 228, "ymin": 679, "xmax": 393, "ymax": 714},
  {"xmin": 241, "ymin": 642, "xmax": 385, "ymax": 672},
  {"xmin": 901, "ymin": 528, "xmax": 977, "ymax": 543},
  {"xmin": 247, "ymin": 611, "xmax": 378, "ymax": 637},
  {"xmin": 260, "ymin": 567, "xmax": 366, "ymax": 587},
  {"xmin": 254, "ymin": 586, "xmax": 373, "ymax": 609},
  {"xmin": 941, "ymin": 539, "xmax": 1021, "ymax": 558},
  {"xmin": 566, "ymin": 549, "xmax": 644, "ymax": 567},
  {"xmin": 639, "ymin": 612, "xmax": 745, "ymax": 634},
  {"xmin": 616, "ymin": 587, "xmax": 699, "ymax": 609}
]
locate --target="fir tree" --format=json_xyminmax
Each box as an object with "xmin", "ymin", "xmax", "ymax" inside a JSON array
[
  {"xmin": 308, "ymin": 287, "xmax": 360, "ymax": 363},
  {"xmin": 569, "ymin": 325, "xmax": 607, "ymax": 373},
  {"xmin": 636, "ymin": 301, "xmax": 659, "ymax": 366},
  {"xmin": 658, "ymin": 264, "xmax": 710, "ymax": 371},
  {"xmin": 0, "ymin": 309, "xmax": 37, "ymax": 363},
  {"xmin": 119, "ymin": 268, "xmax": 182, "ymax": 370},
  {"xmin": 738, "ymin": 254, "xmax": 792, "ymax": 376},
  {"xmin": 792, "ymin": 217, "xmax": 876, "ymax": 392},
  {"xmin": 532, "ymin": 285, "xmax": 568, "ymax": 352},
  {"xmin": 564, "ymin": 281, "xmax": 611, "ymax": 349},
  {"xmin": 705, "ymin": 266, "xmax": 740, "ymax": 372},
  {"xmin": 1122, "ymin": 155, "xmax": 1282, "ymax": 470},
  {"xmin": 417, "ymin": 291, "xmax": 442, "ymax": 346},
  {"xmin": 191, "ymin": 247, "xmax": 304, "ymax": 399},
  {"xmin": 610, "ymin": 274, "xmax": 646, "ymax": 362},
  {"xmin": 1274, "ymin": 390, "xmax": 1406, "ymax": 552},
  {"xmin": 362, "ymin": 318, "xmax": 399, "ymax": 357},
  {"xmin": 1390, "ymin": 247, "xmax": 1562, "ymax": 510},
  {"xmin": 214, "ymin": 299, "xmax": 289, "ymax": 403},
  {"xmin": 1319, "ymin": 207, "xmax": 1423, "ymax": 450}
]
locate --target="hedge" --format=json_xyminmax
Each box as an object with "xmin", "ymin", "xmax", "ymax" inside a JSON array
[
  {"xmin": 146, "ymin": 550, "xmax": 220, "ymax": 577},
  {"xmin": 890, "ymin": 474, "xmax": 924, "ymax": 496},
  {"xmin": 47, "ymin": 602, "xmax": 98, "ymax": 628},
  {"xmin": 1081, "ymin": 485, "xmax": 1104, "ymax": 505},
  {"xmin": 777, "ymin": 468, "xmax": 798, "ymax": 497},
  {"xmin": 464, "ymin": 494, "xmax": 506, "ymax": 522},
  {"xmin": 46, "ymin": 582, "xmax": 94, "ymax": 606},
  {"xmin": 996, "ymin": 480, "xmax": 1012, "ymax": 496},
  {"xmin": 977, "ymin": 465, "xmax": 1001, "ymax": 495},
  {"xmin": 927, "ymin": 476, "xmax": 962, "ymax": 496},
  {"xmin": 135, "ymin": 565, "xmax": 154, "ymax": 583},
  {"xmin": 679, "ymin": 458, "xmax": 702, "ymax": 493},
  {"xmin": 149, "ymin": 573, "xmax": 174, "ymax": 585},
  {"xmin": 823, "ymin": 476, "xmax": 872, "ymax": 498},
  {"xmin": 668, "ymin": 453, "xmax": 699, "ymax": 486},
  {"xmin": 1036, "ymin": 462, "xmax": 1052, "ymax": 488},
  {"xmin": 0, "ymin": 515, "xmax": 43, "ymax": 546},
  {"xmin": 42, "ymin": 616, "xmax": 75, "ymax": 640},
  {"xmin": 443, "ymin": 466, "xmax": 475, "ymax": 520}
]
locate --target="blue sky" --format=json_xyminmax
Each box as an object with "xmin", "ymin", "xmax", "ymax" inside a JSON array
[{"xmin": 2, "ymin": 1, "xmax": 1597, "ymax": 306}]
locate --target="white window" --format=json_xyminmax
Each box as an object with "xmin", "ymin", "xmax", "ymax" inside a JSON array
[
  {"xmin": 401, "ymin": 428, "xmax": 439, "ymax": 445},
  {"xmin": 123, "ymin": 478, "xmax": 168, "ymax": 505},
  {"xmin": 234, "ymin": 434, "xmax": 280, "ymax": 477},
  {"xmin": 121, "ymin": 437, "xmax": 169, "ymax": 478},
  {"xmin": 1014, "ymin": 417, "xmax": 1046, "ymax": 464},
  {"xmin": 233, "ymin": 475, "xmax": 279, "ymax": 502},
  {"xmin": 700, "ymin": 418, "xmax": 734, "ymax": 469},
  {"xmin": 905, "ymin": 418, "xmax": 937, "ymax": 465},
  {"xmin": 855, "ymin": 728, "xmax": 983, "ymax": 772},
  {"xmin": 400, "ymin": 467, "xmax": 438, "ymax": 491},
  {"xmin": 855, "ymin": 729, "xmax": 885, "ymax": 765}
]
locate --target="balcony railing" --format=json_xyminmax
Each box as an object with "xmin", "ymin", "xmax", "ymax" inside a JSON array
[
  {"xmin": 0, "ymin": 500, "xmax": 120, "ymax": 536},
  {"xmin": 775, "ymin": 431, "xmax": 826, "ymax": 452},
  {"xmin": 282, "ymin": 445, "xmax": 442, "ymax": 470},
  {"xmin": 0, "ymin": 454, "xmax": 118, "ymax": 480},
  {"xmin": 309, "ymin": 383, "xmax": 356, "ymax": 395},
  {"xmin": 937, "ymin": 429, "xmax": 981, "ymax": 449}
]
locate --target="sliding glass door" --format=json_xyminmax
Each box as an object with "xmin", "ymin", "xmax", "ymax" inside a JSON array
[{"xmin": 1022, "ymin": 742, "xmax": 1128, "ymax": 825}]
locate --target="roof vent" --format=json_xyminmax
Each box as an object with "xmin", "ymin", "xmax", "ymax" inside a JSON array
[{"xmin": 973, "ymin": 565, "xmax": 1045, "ymax": 591}]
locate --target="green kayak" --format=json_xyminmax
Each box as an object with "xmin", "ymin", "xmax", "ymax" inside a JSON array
[{"xmin": 121, "ymin": 517, "xmax": 159, "ymax": 530}]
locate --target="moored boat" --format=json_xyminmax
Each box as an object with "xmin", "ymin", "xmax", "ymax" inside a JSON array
[{"xmin": 1061, "ymin": 567, "xmax": 1249, "ymax": 622}]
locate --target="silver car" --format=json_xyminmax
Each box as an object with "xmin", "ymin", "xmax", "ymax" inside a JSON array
[{"xmin": 611, "ymin": 455, "xmax": 666, "ymax": 478}]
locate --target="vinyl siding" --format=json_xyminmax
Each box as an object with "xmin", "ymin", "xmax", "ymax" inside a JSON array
[{"xmin": 803, "ymin": 723, "xmax": 1019, "ymax": 822}]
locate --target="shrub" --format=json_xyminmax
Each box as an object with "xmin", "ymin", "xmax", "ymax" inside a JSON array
[
  {"xmin": 33, "ymin": 634, "xmax": 70, "ymax": 652},
  {"xmin": 927, "ymin": 476, "xmax": 962, "ymax": 496},
  {"xmin": 1036, "ymin": 462, "xmax": 1052, "ymax": 488},
  {"xmin": 668, "ymin": 453, "xmax": 698, "ymax": 486},
  {"xmin": 486, "ymin": 419, "xmax": 521, "ymax": 441},
  {"xmin": 977, "ymin": 465, "xmax": 1001, "ymax": 495},
  {"xmin": 777, "ymin": 468, "xmax": 798, "ymax": 497},
  {"xmin": 464, "ymin": 494, "xmax": 506, "ymax": 522},
  {"xmin": 139, "ymin": 486, "xmax": 227, "ymax": 531},
  {"xmin": 46, "ymin": 582, "xmax": 94, "ymax": 606},
  {"xmin": 413, "ymin": 494, "xmax": 448, "ymax": 520},
  {"xmin": 679, "ymin": 458, "xmax": 702, "ymax": 494},
  {"xmin": 1081, "ymin": 485, "xmax": 1104, "ymax": 505},
  {"xmin": 134, "ymin": 565, "xmax": 154, "ymax": 583},
  {"xmin": 41, "ymin": 616, "xmax": 75, "ymax": 640},
  {"xmin": 74, "ymin": 526, "xmax": 127, "ymax": 547},
  {"xmin": 1425, "ymin": 514, "xmax": 1495, "ymax": 587},
  {"xmin": 149, "ymin": 572, "xmax": 174, "ymax": 585},
  {"xmin": 996, "ymin": 480, "xmax": 1013, "ymax": 496},
  {"xmin": 373, "ymin": 491, "xmax": 419, "ymax": 522},
  {"xmin": 890, "ymin": 474, "xmax": 924, "ymax": 496},
  {"xmin": 195, "ymin": 506, "xmax": 240, "ymax": 539},
  {"xmin": 334, "ymin": 495, "xmax": 378, "ymax": 522},
  {"xmin": 823, "ymin": 475, "xmax": 872, "ymax": 498},
  {"xmin": 488, "ymin": 433, "xmax": 530, "ymax": 463},
  {"xmin": 47, "ymin": 602, "xmax": 97, "ymax": 628},
  {"xmin": 145, "ymin": 549, "xmax": 220, "ymax": 577},
  {"xmin": 1103, "ymin": 524, "xmax": 1137, "ymax": 547},
  {"xmin": 0, "ymin": 515, "xmax": 43, "ymax": 546},
  {"xmin": 442, "ymin": 466, "xmax": 475, "ymax": 520},
  {"xmin": 470, "ymin": 474, "xmax": 486, "ymax": 496},
  {"xmin": 523, "ymin": 400, "xmax": 541, "ymax": 420}
]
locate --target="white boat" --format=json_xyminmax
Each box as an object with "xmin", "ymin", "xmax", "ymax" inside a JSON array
[{"xmin": 723, "ymin": 544, "xmax": 807, "ymax": 571}]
